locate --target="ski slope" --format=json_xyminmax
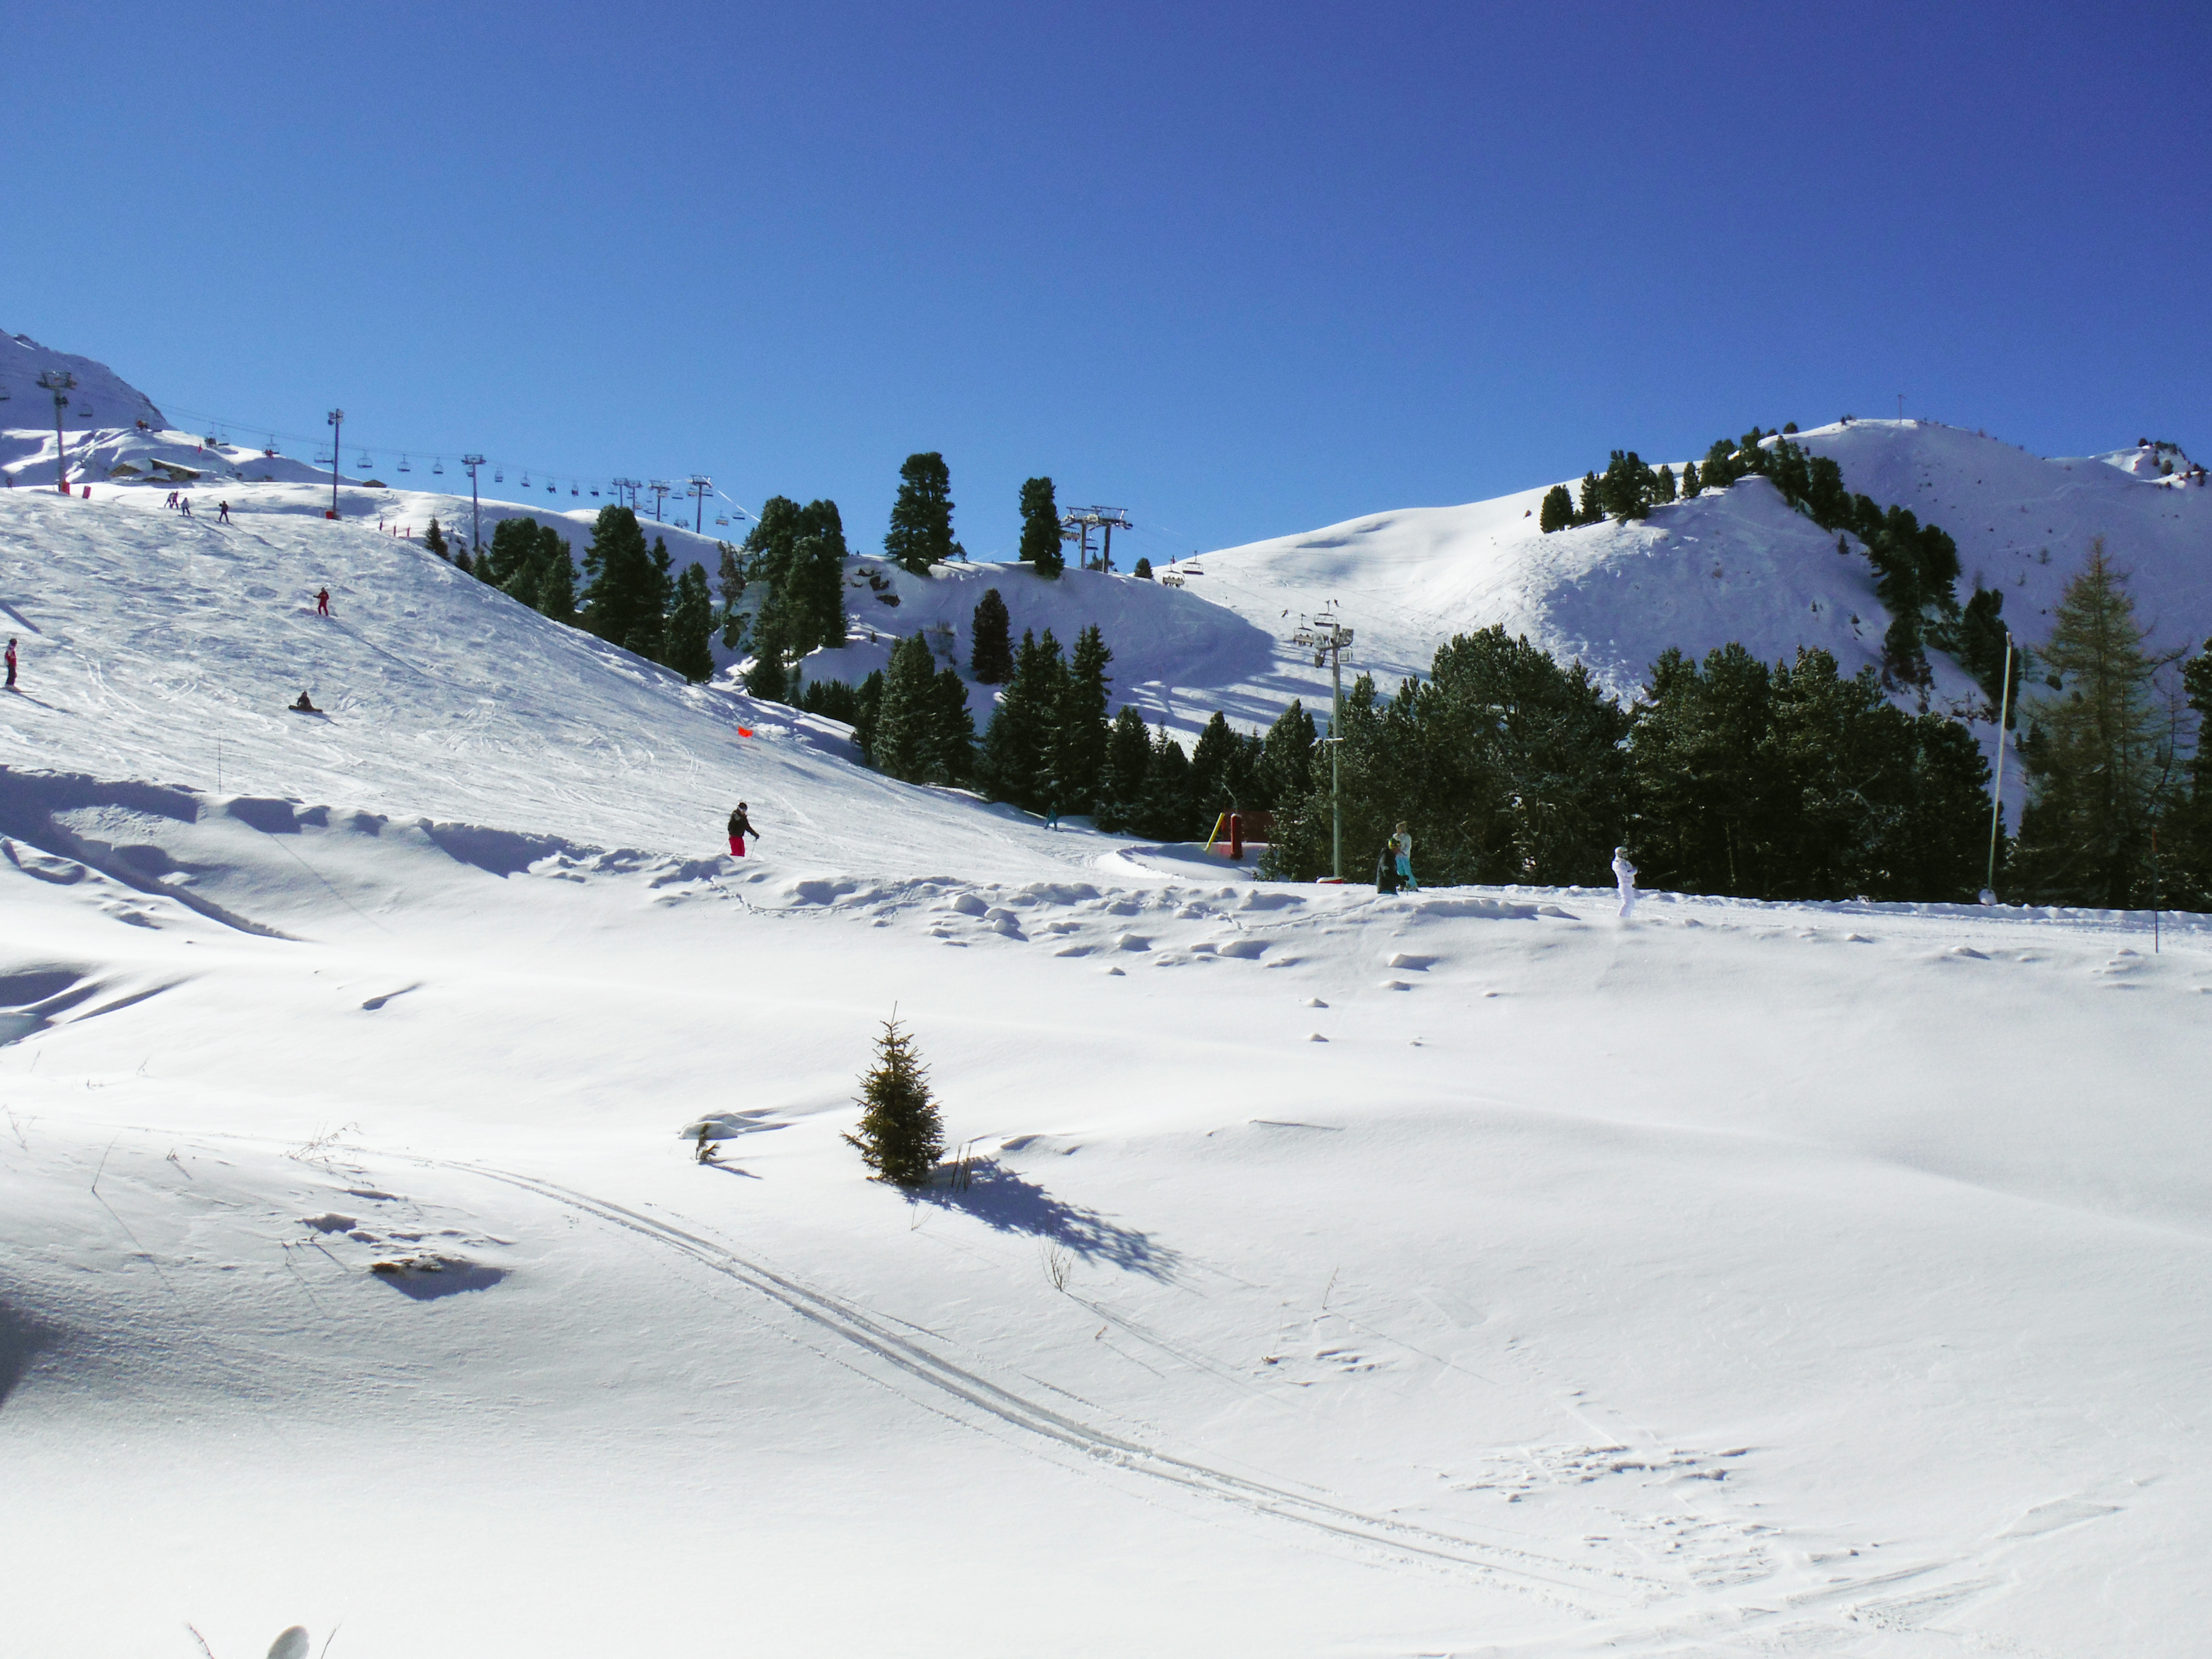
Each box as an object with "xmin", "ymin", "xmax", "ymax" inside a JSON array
[{"xmin": 3, "ymin": 340, "xmax": 2208, "ymax": 1656}]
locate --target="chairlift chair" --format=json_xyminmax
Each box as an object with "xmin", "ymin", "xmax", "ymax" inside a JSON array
[
  {"xmin": 493, "ymin": 467, "xmax": 504, "ymax": 483},
  {"xmin": 357, "ymin": 450, "xmax": 372, "ymax": 468},
  {"xmin": 398, "ymin": 455, "xmax": 412, "ymax": 473},
  {"xmin": 590, "ymin": 486, "xmax": 601, "ymax": 497},
  {"xmin": 714, "ymin": 513, "xmax": 729, "ymax": 527},
  {"xmin": 432, "ymin": 457, "xmax": 445, "ymax": 475},
  {"xmin": 519, "ymin": 472, "xmax": 531, "ymax": 487},
  {"xmin": 546, "ymin": 479, "xmax": 556, "ymax": 494}
]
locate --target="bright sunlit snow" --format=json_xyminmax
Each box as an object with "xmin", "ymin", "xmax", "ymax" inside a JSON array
[{"xmin": 3, "ymin": 343, "xmax": 2207, "ymax": 1658}]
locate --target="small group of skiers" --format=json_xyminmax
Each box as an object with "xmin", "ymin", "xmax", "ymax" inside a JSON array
[
  {"xmin": 163, "ymin": 491, "xmax": 194, "ymax": 516},
  {"xmin": 1373, "ymin": 820, "xmax": 1640, "ymax": 918}
]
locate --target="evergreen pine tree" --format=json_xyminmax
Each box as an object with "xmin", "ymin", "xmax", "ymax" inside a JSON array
[
  {"xmin": 1654, "ymin": 465, "xmax": 1677, "ymax": 505},
  {"xmin": 1574, "ymin": 472, "xmax": 1605, "ymax": 526},
  {"xmin": 870, "ymin": 635, "xmax": 940, "ymax": 780},
  {"xmin": 1050, "ymin": 624, "xmax": 1112, "ymax": 813},
  {"xmin": 1189, "ymin": 711, "xmax": 1243, "ymax": 824},
  {"xmin": 1132, "ymin": 557, "xmax": 1153, "ymax": 579},
  {"xmin": 453, "ymin": 546, "xmax": 474, "ymax": 575},
  {"xmin": 580, "ymin": 506, "xmax": 663, "ymax": 651},
  {"xmin": 928, "ymin": 667, "xmax": 976, "ymax": 785},
  {"xmin": 715, "ymin": 540, "xmax": 752, "ymax": 648},
  {"xmin": 968, "ymin": 587, "xmax": 1014, "ymax": 683},
  {"xmin": 665, "ymin": 563, "xmax": 716, "ymax": 682},
  {"xmin": 787, "ymin": 531, "xmax": 848, "ymax": 655},
  {"xmin": 843, "ymin": 1015, "xmax": 943, "ymax": 1188},
  {"xmin": 535, "ymin": 533, "xmax": 577, "ymax": 625},
  {"xmin": 2166, "ymin": 640, "xmax": 2212, "ymax": 907},
  {"xmin": 1018, "ymin": 477, "xmax": 1064, "ymax": 575},
  {"xmin": 1257, "ymin": 700, "xmax": 1317, "ymax": 806},
  {"xmin": 1139, "ymin": 729, "xmax": 1195, "ymax": 840},
  {"xmin": 424, "ymin": 518, "xmax": 448, "ymax": 559},
  {"xmin": 1680, "ymin": 460, "xmax": 1701, "ymax": 497},
  {"xmin": 2011, "ymin": 540, "xmax": 2169, "ymax": 905},
  {"xmin": 884, "ymin": 452, "xmax": 962, "ymax": 575},
  {"xmin": 976, "ymin": 628, "xmax": 1063, "ymax": 808},
  {"xmin": 1097, "ymin": 706, "xmax": 1152, "ymax": 832},
  {"xmin": 1538, "ymin": 484, "xmax": 1574, "ymax": 533},
  {"xmin": 852, "ymin": 668, "xmax": 886, "ymax": 756}
]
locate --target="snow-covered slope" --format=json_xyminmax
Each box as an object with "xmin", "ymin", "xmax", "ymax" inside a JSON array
[
  {"xmin": 1190, "ymin": 421, "xmax": 2212, "ymax": 723},
  {"xmin": 2, "ymin": 347, "xmax": 2208, "ymax": 1657}
]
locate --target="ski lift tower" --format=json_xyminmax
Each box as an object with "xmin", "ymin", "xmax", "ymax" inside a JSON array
[
  {"xmin": 611, "ymin": 477, "xmax": 642, "ymax": 511},
  {"xmin": 324, "ymin": 409, "xmax": 345, "ymax": 518},
  {"xmin": 460, "ymin": 455, "xmax": 487, "ymax": 556},
  {"xmin": 1059, "ymin": 506, "xmax": 1133, "ymax": 572},
  {"xmin": 687, "ymin": 474, "xmax": 712, "ymax": 533},
  {"xmin": 648, "ymin": 479, "xmax": 673, "ymax": 523},
  {"xmin": 35, "ymin": 371, "xmax": 76, "ymax": 493},
  {"xmin": 1292, "ymin": 603, "xmax": 1355, "ymax": 882}
]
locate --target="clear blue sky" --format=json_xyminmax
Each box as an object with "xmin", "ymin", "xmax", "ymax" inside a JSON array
[{"xmin": 3, "ymin": 3, "xmax": 2202, "ymax": 559}]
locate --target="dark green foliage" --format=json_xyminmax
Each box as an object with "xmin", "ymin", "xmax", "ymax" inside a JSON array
[
  {"xmin": 620, "ymin": 537, "xmax": 674, "ymax": 661},
  {"xmin": 579, "ymin": 507, "xmax": 663, "ymax": 653},
  {"xmin": 733, "ymin": 497, "xmax": 848, "ymax": 693},
  {"xmin": 1256, "ymin": 701, "xmax": 1317, "ymax": 807},
  {"xmin": 1574, "ymin": 471, "xmax": 1605, "ymax": 526},
  {"xmin": 743, "ymin": 649, "xmax": 788, "ymax": 701},
  {"xmin": 1187, "ymin": 711, "xmax": 1248, "ymax": 827},
  {"xmin": 715, "ymin": 539, "xmax": 750, "ymax": 648},
  {"xmin": 870, "ymin": 636, "xmax": 942, "ymax": 781},
  {"xmin": 481, "ymin": 516, "xmax": 579, "ymax": 622},
  {"xmin": 1050, "ymin": 625, "xmax": 1112, "ymax": 813},
  {"xmin": 969, "ymin": 588, "xmax": 1013, "ymax": 683},
  {"xmin": 2165, "ymin": 641, "xmax": 2212, "ymax": 908},
  {"xmin": 664, "ymin": 563, "xmax": 716, "ymax": 683},
  {"xmin": 2011, "ymin": 542, "xmax": 2169, "ymax": 906},
  {"xmin": 885, "ymin": 453, "xmax": 962, "ymax": 575},
  {"xmin": 1538, "ymin": 484, "xmax": 1574, "ymax": 533},
  {"xmin": 796, "ymin": 678, "xmax": 863, "ymax": 725},
  {"xmin": 1132, "ymin": 557, "xmax": 1153, "ymax": 579},
  {"xmin": 1096, "ymin": 707, "xmax": 1153, "ymax": 832},
  {"xmin": 844, "ymin": 1016, "xmax": 943, "ymax": 1189},
  {"xmin": 1018, "ymin": 476, "xmax": 1063, "ymax": 575},
  {"xmin": 976, "ymin": 629, "xmax": 1065, "ymax": 809},
  {"xmin": 1955, "ymin": 583, "xmax": 2020, "ymax": 717},
  {"xmin": 452, "ymin": 547, "xmax": 474, "ymax": 575},
  {"xmin": 1654, "ymin": 465, "xmax": 1677, "ymax": 506},
  {"xmin": 1139, "ymin": 729, "xmax": 1196, "ymax": 839},
  {"xmin": 1679, "ymin": 460, "xmax": 1701, "ymax": 497},
  {"xmin": 929, "ymin": 668, "xmax": 976, "ymax": 786},
  {"xmin": 852, "ymin": 669, "xmax": 885, "ymax": 756},
  {"xmin": 1264, "ymin": 629, "xmax": 1633, "ymax": 887},
  {"xmin": 1599, "ymin": 451, "xmax": 1662, "ymax": 521},
  {"xmin": 424, "ymin": 518, "xmax": 448, "ymax": 560},
  {"xmin": 1626, "ymin": 643, "xmax": 1990, "ymax": 901}
]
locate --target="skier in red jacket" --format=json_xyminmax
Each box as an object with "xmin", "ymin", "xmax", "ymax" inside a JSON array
[
  {"xmin": 316, "ymin": 588, "xmax": 331, "ymax": 617},
  {"xmin": 4, "ymin": 638, "xmax": 16, "ymax": 691}
]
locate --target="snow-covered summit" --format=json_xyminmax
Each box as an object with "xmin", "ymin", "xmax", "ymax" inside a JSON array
[{"xmin": 0, "ymin": 328, "xmax": 166, "ymax": 434}]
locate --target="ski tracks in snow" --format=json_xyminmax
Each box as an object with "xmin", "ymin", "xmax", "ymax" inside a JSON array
[{"xmin": 409, "ymin": 1152, "xmax": 1674, "ymax": 1620}]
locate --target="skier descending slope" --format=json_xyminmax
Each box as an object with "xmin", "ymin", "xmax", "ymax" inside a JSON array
[
  {"xmin": 726, "ymin": 802, "xmax": 758, "ymax": 857},
  {"xmin": 1612, "ymin": 846, "xmax": 1639, "ymax": 918},
  {"xmin": 5, "ymin": 636, "xmax": 16, "ymax": 690}
]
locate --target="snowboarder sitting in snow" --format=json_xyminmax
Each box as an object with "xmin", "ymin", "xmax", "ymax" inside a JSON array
[
  {"xmin": 291, "ymin": 691, "xmax": 319, "ymax": 713},
  {"xmin": 727, "ymin": 802, "xmax": 758, "ymax": 857}
]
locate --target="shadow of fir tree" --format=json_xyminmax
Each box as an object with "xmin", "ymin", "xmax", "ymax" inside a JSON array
[{"xmin": 920, "ymin": 1159, "xmax": 1178, "ymax": 1280}]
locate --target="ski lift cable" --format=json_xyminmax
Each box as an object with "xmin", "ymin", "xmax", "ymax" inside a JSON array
[{"xmin": 139, "ymin": 395, "xmax": 693, "ymax": 500}]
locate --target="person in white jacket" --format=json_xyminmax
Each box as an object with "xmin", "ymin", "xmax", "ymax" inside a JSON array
[{"xmin": 1611, "ymin": 846, "xmax": 1638, "ymax": 918}]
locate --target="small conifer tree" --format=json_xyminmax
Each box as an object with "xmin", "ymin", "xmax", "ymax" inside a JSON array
[
  {"xmin": 423, "ymin": 518, "xmax": 448, "ymax": 559},
  {"xmin": 1538, "ymin": 484, "xmax": 1574, "ymax": 533},
  {"xmin": 844, "ymin": 1015, "xmax": 943, "ymax": 1187},
  {"xmin": 1132, "ymin": 556, "xmax": 1153, "ymax": 579}
]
